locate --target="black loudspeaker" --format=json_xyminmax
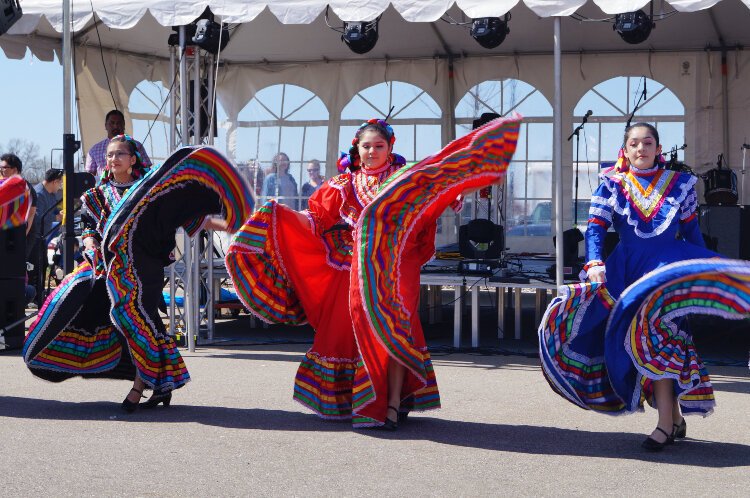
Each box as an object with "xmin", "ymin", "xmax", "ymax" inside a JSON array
[
  {"xmin": 72, "ymin": 172, "xmax": 96, "ymax": 197},
  {"xmin": 554, "ymin": 228, "xmax": 584, "ymax": 267},
  {"xmin": 0, "ymin": 226, "xmax": 25, "ymax": 279},
  {"xmin": 0, "ymin": 0, "xmax": 22, "ymax": 37},
  {"xmin": 549, "ymin": 228, "xmax": 584, "ymax": 278},
  {"xmin": 0, "ymin": 278, "xmax": 25, "ymax": 350},
  {"xmin": 698, "ymin": 205, "xmax": 750, "ymax": 260}
]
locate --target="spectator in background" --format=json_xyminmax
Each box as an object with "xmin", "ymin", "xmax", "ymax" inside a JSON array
[
  {"xmin": 24, "ymin": 273, "xmax": 36, "ymax": 307},
  {"xmin": 300, "ymin": 159, "xmax": 324, "ymax": 210},
  {"xmin": 262, "ymin": 152, "xmax": 298, "ymax": 209},
  {"xmin": 85, "ymin": 109, "xmax": 151, "ymax": 182},
  {"xmin": 240, "ymin": 159, "xmax": 264, "ymax": 197},
  {"xmin": 1, "ymin": 152, "xmax": 37, "ymax": 243},
  {"xmin": 29, "ymin": 169, "xmax": 63, "ymax": 304}
]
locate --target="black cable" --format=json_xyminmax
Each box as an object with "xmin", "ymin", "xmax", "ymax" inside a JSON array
[
  {"xmin": 141, "ymin": 47, "xmax": 184, "ymax": 144},
  {"xmin": 89, "ymin": 0, "xmax": 118, "ymax": 110}
]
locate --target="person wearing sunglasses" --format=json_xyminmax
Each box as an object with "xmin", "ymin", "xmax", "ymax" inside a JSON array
[{"xmin": 300, "ymin": 159, "xmax": 324, "ymax": 210}]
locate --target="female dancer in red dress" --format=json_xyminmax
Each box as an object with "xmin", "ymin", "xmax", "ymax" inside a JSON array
[{"xmin": 227, "ymin": 116, "xmax": 522, "ymax": 429}]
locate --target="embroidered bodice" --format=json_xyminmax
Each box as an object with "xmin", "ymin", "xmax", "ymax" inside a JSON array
[
  {"xmin": 585, "ymin": 164, "xmax": 701, "ymax": 263},
  {"xmin": 81, "ymin": 179, "xmax": 136, "ymax": 242},
  {"xmin": 305, "ymin": 163, "xmax": 401, "ymax": 270}
]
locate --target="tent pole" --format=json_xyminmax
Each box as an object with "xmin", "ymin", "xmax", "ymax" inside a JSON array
[
  {"xmin": 62, "ymin": 0, "xmax": 78, "ymax": 274},
  {"xmin": 168, "ymin": 45, "xmax": 177, "ymax": 337},
  {"xmin": 177, "ymin": 26, "xmax": 197, "ymax": 352},
  {"xmin": 553, "ymin": 17, "xmax": 564, "ymax": 287},
  {"xmin": 63, "ymin": 0, "xmax": 72, "ymax": 136},
  {"xmin": 169, "ymin": 45, "xmax": 177, "ymax": 152}
]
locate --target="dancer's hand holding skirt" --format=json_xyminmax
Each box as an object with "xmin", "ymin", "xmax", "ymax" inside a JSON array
[{"xmin": 24, "ymin": 147, "xmax": 253, "ymax": 394}]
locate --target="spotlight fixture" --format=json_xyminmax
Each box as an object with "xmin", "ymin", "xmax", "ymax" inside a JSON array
[
  {"xmin": 613, "ymin": 9, "xmax": 654, "ymax": 44},
  {"xmin": 193, "ymin": 18, "xmax": 230, "ymax": 54},
  {"xmin": 166, "ymin": 7, "xmax": 230, "ymax": 54},
  {"xmin": 470, "ymin": 15, "xmax": 510, "ymax": 50},
  {"xmin": 341, "ymin": 20, "xmax": 379, "ymax": 54},
  {"xmin": 0, "ymin": 0, "xmax": 22, "ymax": 37}
]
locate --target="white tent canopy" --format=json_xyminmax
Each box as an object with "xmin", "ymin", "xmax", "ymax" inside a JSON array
[
  {"xmin": 6, "ymin": 1, "xmax": 750, "ymax": 62},
  {"xmin": 6, "ymin": 1, "xmax": 750, "ymax": 30},
  {"xmin": 2, "ymin": 0, "xmax": 750, "ymax": 248}
]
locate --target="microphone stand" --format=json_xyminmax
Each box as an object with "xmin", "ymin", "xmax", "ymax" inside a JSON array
[
  {"xmin": 625, "ymin": 77, "xmax": 648, "ymax": 130},
  {"xmin": 37, "ymin": 199, "xmax": 63, "ymax": 304},
  {"xmin": 568, "ymin": 114, "xmax": 591, "ymax": 226}
]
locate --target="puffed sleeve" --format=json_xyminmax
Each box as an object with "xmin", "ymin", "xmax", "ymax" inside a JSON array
[
  {"xmin": 79, "ymin": 188, "xmax": 103, "ymax": 242},
  {"xmin": 305, "ymin": 180, "xmax": 345, "ymax": 237}
]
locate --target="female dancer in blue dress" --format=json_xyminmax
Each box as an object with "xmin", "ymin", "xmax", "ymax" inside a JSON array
[{"xmin": 538, "ymin": 123, "xmax": 747, "ymax": 451}]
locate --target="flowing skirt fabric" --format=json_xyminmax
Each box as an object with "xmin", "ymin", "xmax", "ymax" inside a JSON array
[
  {"xmin": 25, "ymin": 146, "xmax": 254, "ymax": 392},
  {"xmin": 539, "ymin": 234, "xmax": 750, "ymax": 416}
]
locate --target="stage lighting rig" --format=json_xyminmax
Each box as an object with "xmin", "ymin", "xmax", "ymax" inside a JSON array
[
  {"xmin": 325, "ymin": 7, "xmax": 380, "ymax": 55},
  {"xmin": 470, "ymin": 15, "xmax": 510, "ymax": 49},
  {"xmin": 613, "ymin": 8, "xmax": 654, "ymax": 44},
  {"xmin": 167, "ymin": 7, "xmax": 230, "ymax": 54},
  {"xmin": 0, "ymin": 0, "xmax": 22, "ymax": 36},
  {"xmin": 193, "ymin": 18, "xmax": 230, "ymax": 54},
  {"xmin": 342, "ymin": 20, "xmax": 379, "ymax": 54}
]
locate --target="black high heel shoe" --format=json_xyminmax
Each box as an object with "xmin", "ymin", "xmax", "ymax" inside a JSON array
[
  {"xmin": 641, "ymin": 426, "xmax": 674, "ymax": 451},
  {"xmin": 382, "ymin": 406, "xmax": 399, "ymax": 431},
  {"xmin": 141, "ymin": 390, "xmax": 172, "ymax": 409},
  {"xmin": 397, "ymin": 410, "xmax": 409, "ymax": 424},
  {"xmin": 122, "ymin": 387, "xmax": 145, "ymax": 413},
  {"xmin": 673, "ymin": 418, "xmax": 687, "ymax": 439}
]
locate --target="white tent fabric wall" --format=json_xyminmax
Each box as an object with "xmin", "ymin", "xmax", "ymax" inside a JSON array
[{"xmin": 61, "ymin": 49, "xmax": 749, "ymax": 254}]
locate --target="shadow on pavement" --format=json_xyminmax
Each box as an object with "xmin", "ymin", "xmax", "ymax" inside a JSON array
[{"xmin": 2, "ymin": 395, "xmax": 748, "ymax": 466}]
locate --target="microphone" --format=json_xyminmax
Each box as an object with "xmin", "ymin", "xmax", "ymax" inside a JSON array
[
  {"xmin": 644, "ymin": 78, "xmax": 647, "ymax": 100},
  {"xmin": 568, "ymin": 111, "xmax": 592, "ymax": 141},
  {"xmin": 742, "ymin": 143, "xmax": 750, "ymax": 150}
]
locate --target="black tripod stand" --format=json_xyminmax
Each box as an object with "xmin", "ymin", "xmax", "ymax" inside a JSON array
[
  {"xmin": 32, "ymin": 199, "xmax": 63, "ymax": 305},
  {"xmin": 568, "ymin": 110, "xmax": 592, "ymax": 226}
]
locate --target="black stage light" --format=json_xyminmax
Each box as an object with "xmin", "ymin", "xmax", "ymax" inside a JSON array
[
  {"xmin": 342, "ymin": 20, "xmax": 379, "ymax": 54},
  {"xmin": 168, "ymin": 24, "xmax": 197, "ymax": 47},
  {"xmin": 0, "ymin": 0, "xmax": 22, "ymax": 36},
  {"xmin": 167, "ymin": 7, "xmax": 229, "ymax": 54},
  {"xmin": 613, "ymin": 10, "xmax": 654, "ymax": 44},
  {"xmin": 192, "ymin": 18, "xmax": 230, "ymax": 54},
  {"xmin": 470, "ymin": 15, "xmax": 510, "ymax": 49}
]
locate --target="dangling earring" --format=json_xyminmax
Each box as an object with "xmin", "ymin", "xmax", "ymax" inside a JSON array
[
  {"xmin": 127, "ymin": 167, "xmax": 133, "ymax": 176},
  {"xmin": 387, "ymin": 153, "xmax": 394, "ymax": 165}
]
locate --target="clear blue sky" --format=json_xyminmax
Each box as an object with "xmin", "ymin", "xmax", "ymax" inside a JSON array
[{"xmin": 1, "ymin": 52, "xmax": 65, "ymax": 166}]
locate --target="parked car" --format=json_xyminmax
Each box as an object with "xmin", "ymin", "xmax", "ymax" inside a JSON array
[{"xmin": 506, "ymin": 200, "xmax": 591, "ymax": 237}]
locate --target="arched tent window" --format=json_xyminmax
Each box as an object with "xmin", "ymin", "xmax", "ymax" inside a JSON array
[
  {"xmin": 572, "ymin": 76, "xmax": 685, "ymax": 225},
  {"xmin": 235, "ymin": 84, "xmax": 329, "ymax": 208},
  {"xmin": 340, "ymin": 81, "xmax": 442, "ymax": 163},
  {"xmin": 129, "ymin": 80, "xmax": 178, "ymax": 163},
  {"xmin": 455, "ymin": 79, "xmax": 553, "ymax": 246}
]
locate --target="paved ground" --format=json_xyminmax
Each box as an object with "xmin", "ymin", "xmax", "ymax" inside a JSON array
[{"xmin": 1, "ymin": 312, "xmax": 749, "ymax": 496}]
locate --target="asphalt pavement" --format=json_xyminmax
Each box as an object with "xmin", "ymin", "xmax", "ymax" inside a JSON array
[{"xmin": 1, "ymin": 313, "xmax": 748, "ymax": 496}]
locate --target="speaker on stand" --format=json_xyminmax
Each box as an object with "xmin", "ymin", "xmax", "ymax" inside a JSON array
[
  {"xmin": 0, "ymin": 226, "xmax": 27, "ymax": 351},
  {"xmin": 698, "ymin": 205, "xmax": 750, "ymax": 260}
]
